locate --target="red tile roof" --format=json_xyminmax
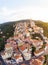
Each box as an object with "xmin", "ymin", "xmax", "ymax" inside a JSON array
[
  {"xmin": 30, "ymin": 59, "xmax": 42, "ymax": 65},
  {"xmin": 21, "ymin": 64, "xmax": 26, "ymax": 65},
  {"xmin": 34, "ymin": 49, "xmax": 44, "ymax": 54},
  {"xmin": 38, "ymin": 56, "xmax": 45, "ymax": 62},
  {"xmin": 19, "ymin": 44, "xmax": 27, "ymax": 51}
]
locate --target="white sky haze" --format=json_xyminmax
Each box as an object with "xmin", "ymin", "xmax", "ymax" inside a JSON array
[{"xmin": 0, "ymin": 0, "xmax": 48, "ymax": 23}]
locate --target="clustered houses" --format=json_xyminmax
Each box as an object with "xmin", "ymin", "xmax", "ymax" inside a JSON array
[
  {"xmin": 31, "ymin": 39, "xmax": 43, "ymax": 50},
  {"xmin": 33, "ymin": 25, "xmax": 44, "ymax": 34},
  {"xmin": 1, "ymin": 20, "xmax": 48, "ymax": 65}
]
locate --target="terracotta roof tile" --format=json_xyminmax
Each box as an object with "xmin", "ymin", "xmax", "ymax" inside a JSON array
[
  {"xmin": 14, "ymin": 54, "xmax": 22, "ymax": 59},
  {"xmin": 34, "ymin": 49, "xmax": 44, "ymax": 54},
  {"xmin": 21, "ymin": 63, "xmax": 26, "ymax": 65},
  {"xmin": 38, "ymin": 56, "xmax": 45, "ymax": 61},
  {"xmin": 19, "ymin": 44, "xmax": 27, "ymax": 51},
  {"xmin": 30, "ymin": 59, "xmax": 42, "ymax": 65}
]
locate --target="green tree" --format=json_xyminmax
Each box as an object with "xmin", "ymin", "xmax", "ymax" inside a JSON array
[{"xmin": 0, "ymin": 38, "xmax": 5, "ymax": 51}]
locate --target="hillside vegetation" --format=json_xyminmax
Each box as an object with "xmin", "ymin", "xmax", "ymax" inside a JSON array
[{"xmin": 35, "ymin": 20, "xmax": 48, "ymax": 37}]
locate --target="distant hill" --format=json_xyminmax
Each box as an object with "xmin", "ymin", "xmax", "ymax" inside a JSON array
[
  {"xmin": 0, "ymin": 19, "xmax": 48, "ymax": 38},
  {"xmin": 0, "ymin": 22, "xmax": 15, "ymax": 38},
  {"xmin": 34, "ymin": 20, "xmax": 48, "ymax": 37}
]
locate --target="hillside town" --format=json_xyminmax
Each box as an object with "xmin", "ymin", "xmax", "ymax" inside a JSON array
[{"xmin": 1, "ymin": 20, "xmax": 48, "ymax": 65}]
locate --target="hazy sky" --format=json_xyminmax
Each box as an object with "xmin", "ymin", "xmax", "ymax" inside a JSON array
[{"xmin": 0, "ymin": 0, "xmax": 48, "ymax": 23}]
